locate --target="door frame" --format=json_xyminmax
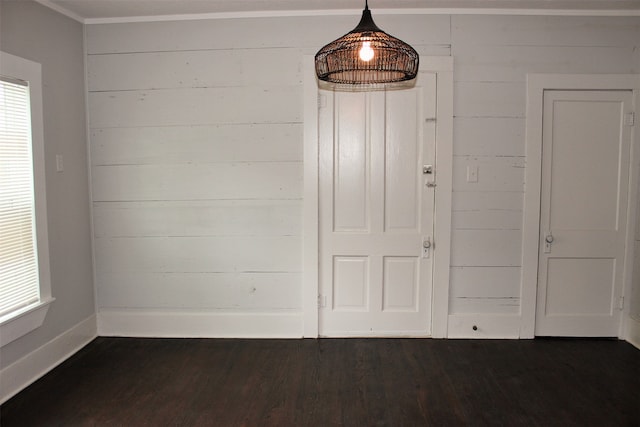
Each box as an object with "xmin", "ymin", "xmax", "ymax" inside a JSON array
[
  {"xmin": 302, "ymin": 56, "xmax": 454, "ymax": 338},
  {"xmin": 521, "ymin": 74, "xmax": 640, "ymax": 339}
]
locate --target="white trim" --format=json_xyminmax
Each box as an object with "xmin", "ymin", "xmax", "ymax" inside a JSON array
[
  {"xmin": 621, "ymin": 85, "xmax": 640, "ymax": 340},
  {"xmin": 447, "ymin": 314, "xmax": 521, "ymax": 339},
  {"xmin": 521, "ymin": 74, "xmax": 640, "ymax": 339},
  {"xmin": 430, "ymin": 57, "xmax": 454, "ymax": 339},
  {"xmin": 76, "ymin": 8, "xmax": 640, "ymax": 25},
  {"xmin": 627, "ymin": 316, "xmax": 640, "ymax": 350},
  {"xmin": 0, "ymin": 51, "xmax": 54, "ymax": 346},
  {"xmin": 302, "ymin": 56, "xmax": 453, "ymax": 339},
  {"xmin": 86, "ymin": 8, "xmax": 364, "ymax": 24},
  {"xmin": 0, "ymin": 315, "xmax": 97, "ymax": 404},
  {"xmin": 0, "ymin": 298, "xmax": 55, "ymax": 347},
  {"xmin": 303, "ymin": 56, "xmax": 319, "ymax": 338},
  {"xmin": 33, "ymin": 0, "xmax": 85, "ymax": 23},
  {"xmin": 319, "ymin": 331, "xmax": 431, "ymax": 338},
  {"xmin": 82, "ymin": 22, "xmax": 100, "ymax": 323},
  {"xmin": 521, "ymin": 76, "xmax": 545, "ymax": 339},
  {"xmin": 97, "ymin": 310, "xmax": 303, "ymax": 338}
]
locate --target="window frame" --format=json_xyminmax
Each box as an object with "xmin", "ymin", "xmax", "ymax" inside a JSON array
[{"xmin": 0, "ymin": 51, "xmax": 54, "ymax": 347}]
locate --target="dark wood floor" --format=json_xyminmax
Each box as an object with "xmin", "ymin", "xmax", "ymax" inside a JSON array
[{"xmin": 1, "ymin": 338, "xmax": 639, "ymax": 426}]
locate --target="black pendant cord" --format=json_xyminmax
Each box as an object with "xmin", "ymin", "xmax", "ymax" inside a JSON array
[{"xmin": 353, "ymin": 0, "xmax": 381, "ymax": 33}]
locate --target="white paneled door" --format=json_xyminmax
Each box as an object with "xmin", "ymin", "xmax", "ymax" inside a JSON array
[
  {"xmin": 318, "ymin": 75, "xmax": 437, "ymax": 337},
  {"xmin": 536, "ymin": 90, "xmax": 634, "ymax": 336}
]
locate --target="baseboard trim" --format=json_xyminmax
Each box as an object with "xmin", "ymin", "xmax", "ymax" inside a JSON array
[
  {"xmin": 97, "ymin": 310, "xmax": 304, "ymax": 338},
  {"xmin": 447, "ymin": 314, "xmax": 521, "ymax": 339},
  {"xmin": 0, "ymin": 314, "xmax": 97, "ymax": 404},
  {"xmin": 626, "ymin": 315, "xmax": 640, "ymax": 350}
]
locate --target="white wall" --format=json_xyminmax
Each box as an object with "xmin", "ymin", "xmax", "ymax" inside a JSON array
[
  {"xmin": 85, "ymin": 13, "xmax": 640, "ymax": 337},
  {"xmin": 0, "ymin": 0, "xmax": 96, "ymax": 401},
  {"xmin": 633, "ymin": 51, "xmax": 640, "ymax": 329},
  {"xmin": 635, "ymin": 220, "xmax": 640, "ymax": 322},
  {"xmin": 629, "ymin": 175, "xmax": 640, "ymax": 347}
]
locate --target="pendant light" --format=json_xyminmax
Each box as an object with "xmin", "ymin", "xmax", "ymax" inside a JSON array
[{"xmin": 315, "ymin": 0, "xmax": 419, "ymax": 86}]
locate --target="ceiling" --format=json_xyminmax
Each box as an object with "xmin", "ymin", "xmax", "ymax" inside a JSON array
[{"xmin": 39, "ymin": 0, "xmax": 640, "ymax": 22}]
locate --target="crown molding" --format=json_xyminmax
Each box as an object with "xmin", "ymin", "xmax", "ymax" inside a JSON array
[
  {"xmin": 31, "ymin": 2, "xmax": 640, "ymax": 25},
  {"xmin": 34, "ymin": 0, "xmax": 85, "ymax": 23},
  {"xmin": 84, "ymin": 8, "xmax": 640, "ymax": 25}
]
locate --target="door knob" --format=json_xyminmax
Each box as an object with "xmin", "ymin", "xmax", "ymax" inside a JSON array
[
  {"xmin": 422, "ymin": 238, "xmax": 431, "ymax": 259},
  {"xmin": 544, "ymin": 233, "xmax": 554, "ymax": 254}
]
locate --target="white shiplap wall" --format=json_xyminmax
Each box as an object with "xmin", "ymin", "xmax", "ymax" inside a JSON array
[
  {"xmin": 87, "ymin": 39, "xmax": 304, "ymax": 335},
  {"xmin": 449, "ymin": 16, "xmax": 640, "ymax": 331},
  {"xmin": 86, "ymin": 15, "xmax": 450, "ymax": 337},
  {"xmin": 86, "ymin": 14, "xmax": 640, "ymax": 337}
]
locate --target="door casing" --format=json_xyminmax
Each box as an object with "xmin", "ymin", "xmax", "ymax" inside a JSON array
[
  {"xmin": 522, "ymin": 74, "xmax": 640, "ymax": 339},
  {"xmin": 302, "ymin": 56, "xmax": 453, "ymax": 338}
]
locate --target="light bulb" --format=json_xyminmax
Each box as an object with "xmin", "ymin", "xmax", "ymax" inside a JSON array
[{"xmin": 359, "ymin": 41, "xmax": 374, "ymax": 62}]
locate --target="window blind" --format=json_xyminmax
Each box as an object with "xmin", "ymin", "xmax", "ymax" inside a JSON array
[{"xmin": 0, "ymin": 76, "xmax": 40, "ymax": 319}]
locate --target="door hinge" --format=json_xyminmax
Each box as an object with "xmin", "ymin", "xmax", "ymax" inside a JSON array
[
  {"xmin": 618, "ymin": 296, "xmax": 624, "ymax": 310},
  {"xmin": 318, "ymin": 94, "xmax": 327, "ymax": 109},
  {"xmin": 624, "ymin": 112, "xmax": 635, "ymax": 127},
  {"xmin": 318, "ymin": 295, "xmax": 327, "ymax": 308}
]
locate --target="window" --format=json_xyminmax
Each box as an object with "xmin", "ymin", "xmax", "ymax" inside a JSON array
[
  {"xmin": 1, "ymin": 77, "xmax": 40, "ymax": 316},
  {"xmin": 0, "ymin": 51, "xmax": 53, "ymax": 347}
]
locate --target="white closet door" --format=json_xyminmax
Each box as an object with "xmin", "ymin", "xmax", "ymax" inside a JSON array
[{"xmin": 536, "ymin": 90, "xmax": 633, "ymax": 337}]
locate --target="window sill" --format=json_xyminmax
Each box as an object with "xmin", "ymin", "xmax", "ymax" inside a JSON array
[{"xmin": 0, "ymin": 298, "xmax": 55, "ymax": 348}]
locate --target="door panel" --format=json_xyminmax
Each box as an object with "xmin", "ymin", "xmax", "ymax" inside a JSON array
[
  {"xmin": 333, "ymin": 256, "xmax": 368, "ymax": 310},
  {"xmin": 334, "ymin": 93, "xmax": 368, "ymax": 232},
  {"xmin": 536, "ymin": 90, "xmax": 633, "ymax": 336},
  {"xmin": 385, "ymin": 90, "xmax": 420, "ymax": 232},
  {"xmin": 382, "ymin": 256, "xmax": 419, "ymax": 312},
  {"xmin": 319, "ymin": 74, "xmax": 436, "ymax": 337},
  {"xmin": 545, "ymin": 258, "xmax": 616, "ymax": 316},
  {"xmin": 548, "ymin": 100, "xmax": 623, "ymax": 232}
]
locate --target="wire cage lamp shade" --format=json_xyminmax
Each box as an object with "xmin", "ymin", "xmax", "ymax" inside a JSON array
[{"xmin": 315, "ymin": 0, "xmax": 419, "ymax": 85}]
